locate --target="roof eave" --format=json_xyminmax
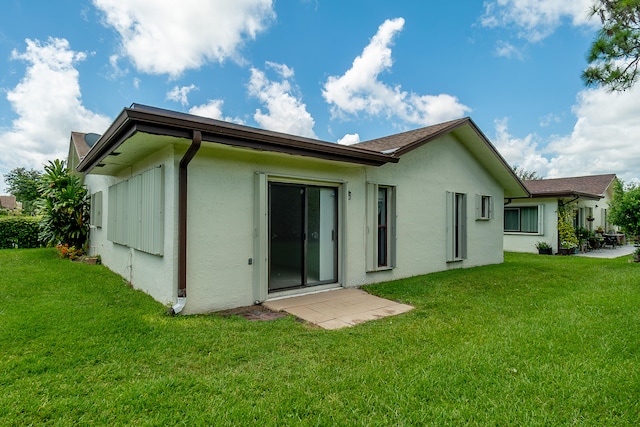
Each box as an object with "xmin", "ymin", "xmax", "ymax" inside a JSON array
[
  {"xmin": 388, "ymin": 118, "xmax": 529, "ymax": 198},
  {"xmin": 78, "ymin": 106, "xmax": 397, "ymax": 173},
  {"xmin": 529, "ymin": 191, "xmax": 602, "ymax": 200}
]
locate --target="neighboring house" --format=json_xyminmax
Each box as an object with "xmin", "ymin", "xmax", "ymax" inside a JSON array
[
  {"xmin": 503, "ymin": 174, "xmax": 618, "ymax": 254},
  {"xmin": 0, "ymin": 195, "xmax": 19, "ymax": 211},
  {"xmin": 67, "ymin": 132, "xmax": 101, "ymax": 177},
  {"xmin": 70, "ymin": 104, "xmax": 528, "ymax": 314}
]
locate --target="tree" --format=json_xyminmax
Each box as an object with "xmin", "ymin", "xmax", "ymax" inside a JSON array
[
  {"xmin": 608, "ymin": 180, "xmax": 640, "ymax": 237},
  {"xmin": 512, "ymin": 165, "xmax": 542, "ymax": 181},
  {"xmin": 38, "ymin": 159, "xmax": 90, "ymax": 250},
  {"xmin": 3, "ymin": 167, "xmax": 42, "ymax": 215},
  {"xmin": 583, "ymin": 0, "xmax": 640, "ymax": 91}
]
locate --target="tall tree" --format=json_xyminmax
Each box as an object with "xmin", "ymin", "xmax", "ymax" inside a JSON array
[
  {"xmin": 3, "ymin": 167, "xmax": 42, "ymax": 215},
  {"xmin": 583, "ymin": 0, "xmax": 640, "ymax": 91},
  {"xmin": 608, "ymin": 180, "xmax": 640, "ymax": 237},
  {"xmin": 38, "ymin": 160, "xmax": 90, "ymax": 250}
]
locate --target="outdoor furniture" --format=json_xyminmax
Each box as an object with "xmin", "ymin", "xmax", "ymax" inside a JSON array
[
  {"xmin": 588, "ymin": 237, "xmax": 602, "ymax": 251},
  {"xmin": 602, "ymin": 235, "xmax": 618, "ymax": 249}
]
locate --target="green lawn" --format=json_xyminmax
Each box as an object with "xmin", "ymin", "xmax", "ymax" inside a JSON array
[{"xmin": 1, "ymin": 249, "xmax": 639, "ymax": 426}]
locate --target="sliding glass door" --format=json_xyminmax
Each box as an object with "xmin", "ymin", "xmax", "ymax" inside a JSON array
[{"xmin": 268, "ymin": 183, "xmax": 337, "ymax": 292}]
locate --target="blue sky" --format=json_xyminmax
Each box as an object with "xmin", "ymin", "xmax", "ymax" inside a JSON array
[{"xmin": 1, "ymin": 0, "xmax": 639, "ymax": 193}]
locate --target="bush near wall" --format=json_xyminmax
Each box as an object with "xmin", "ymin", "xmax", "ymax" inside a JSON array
[{"xmin": 0, "ymin": 217, "xmax": 43, "ymax": 249}]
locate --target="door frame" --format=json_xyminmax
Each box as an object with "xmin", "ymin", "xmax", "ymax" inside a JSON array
[
  {"xmin": 267, "ymin": 182, "xmax": 338, "ymax": 292},
  {"xmin": 253, "ymin": 173, "xmax": 345, "ymax": 302}
]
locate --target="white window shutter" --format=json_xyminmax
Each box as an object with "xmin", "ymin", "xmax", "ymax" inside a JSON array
[
  {"xmin": 365, "ymin": 182, "xmax": 378, "ymax": 272},
  {"xmin": 537, "ymin": 204, "xmax": 544, "ymax": 234},
  {"xmin": 446, "ymin": 191, "xmax": 454, "ymax": 262}
]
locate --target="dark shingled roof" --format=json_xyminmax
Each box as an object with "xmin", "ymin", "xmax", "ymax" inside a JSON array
[
  {"xmin": 70, "ymin": 132, "xmax": 92, "ymax": 159},
  {"xmin": 354, "ymin": 118, "xmax": 469, "ymax": 155},
  {"xmin": 523, "ymin": 174, "xmax": 617, "ymax": 199}
]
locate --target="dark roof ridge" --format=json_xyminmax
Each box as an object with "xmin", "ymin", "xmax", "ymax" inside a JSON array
[
  {"xmin": 523, "ymin": 173, "xmax": 616, "ymax": 183},
  {"xmin": 353, "ymin": 117, "xmax": 470, "ymax": 155}
]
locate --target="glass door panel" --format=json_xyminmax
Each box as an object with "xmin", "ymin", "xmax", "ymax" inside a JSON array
[
  {"xmin": 306, "ymin": 187, "xmax": 337, "ymax": 286},
  {"xmin": 269, "ymin": 184, "xmax": 304, "ymax": 291}
]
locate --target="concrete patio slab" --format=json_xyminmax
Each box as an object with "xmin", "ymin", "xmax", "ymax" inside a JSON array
[
  {"xmin": 574, "ymin": 244, "xmax": 636, "ymax": 259},
  {"xmin": 263, "ymin": 288, "xmax": 413, "ymax": 329}
]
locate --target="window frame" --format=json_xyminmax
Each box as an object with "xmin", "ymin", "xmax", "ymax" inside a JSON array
[
  {"xmin": 366, "ymin": 183, "xmax": 396, "ymax": 272},
  {"xmin": 447, "ymin": 191, "xmax": 467, "ymax": 262},
  {"xmin": 503, "ymin": 204, "xmax": 544, "ymax": 234},
  {"xmin": 476, "ymin": 194, "xmax": 493, "ymax": 221},
  {"xmin": 90, "ymin": 191, "xmax": 103, "ymax": 228}
]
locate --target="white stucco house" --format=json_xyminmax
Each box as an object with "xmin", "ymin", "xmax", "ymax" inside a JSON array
[
  {"xmin": 70, "ymin": 104, "xmax": 528, "ymax": 314},
  {"xmin": 503, "ymin": 174, "xmax": 618, "ymax": 254}
]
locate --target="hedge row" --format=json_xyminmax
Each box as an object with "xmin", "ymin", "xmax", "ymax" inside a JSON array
[{"xmin": 0, "ymin": 217, "xmax": 43, "ymax": 249}]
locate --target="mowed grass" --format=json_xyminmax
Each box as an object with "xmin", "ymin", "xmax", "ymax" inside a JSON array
[{"xmin": 1, "ymin": 249, "xmax": 639, "ymax": 426}]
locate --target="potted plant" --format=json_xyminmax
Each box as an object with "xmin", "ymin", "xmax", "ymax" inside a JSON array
[
  {"xmin": 559, "ymin": 240, "xmax": 578, "ymax": 255},
  {"xmin": 535, "ymin": 241, "xmax": 553, "ymax": 255},
  {"xmin": 586, "ymin": 216, "xmax": 595, "ymax": 222},
  {"xmin": 576, "ymin": 227, "xmax": 591, "ymax": 253}
]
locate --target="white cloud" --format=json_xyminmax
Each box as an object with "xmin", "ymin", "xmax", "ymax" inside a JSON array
[
  {"xmin": 93, "ymin": 0, "xmax": 275, "ymax": 77},
  {"xmin": 322, "ymin": 18, "xmax": 471, "ymax": 127},
  {"xmin": 166, "ymin": 84, "xmax": 197, "ymax": 106},
  {"xmin": 539, "ymin": 112, "xmax": 562, "ymax": 127},
  {"xmin": 337, "ymin": 133, "xmax": 360, "ymax": 145},
  {"xmin": 247, "ymin": 62, "xmax": 317, "ymax": 138},
  {"xmin": 492, "ymin": 118, "xmax": 550, "ymax": 176},
  {"xmin": 0, "ymin": 38, "xmax": 111, "ymax": 188},
  {"xmin": 188, "ymin": 99, "xmax": 244, "ymax": 124},
  {"xmin": 108, "ymin": 53, "xmax": 127, "ymax": 79},
  {"xmin": 544, "ymin": 86, "xmax": 640, "ymax": 181},
  {"xmin": 493, "ymin": 86, "xmax": 640, "ymax": 183},
  {"xmin": 494, "ymin": 40, "xmax": 523, "ymax": 59},
  {"xmin": 480, "ymin": 0, "xmax": 595, "ymax": 42}
]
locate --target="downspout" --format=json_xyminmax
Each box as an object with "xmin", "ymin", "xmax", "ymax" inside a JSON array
[{"xmin": 169, "ymin": 130, "xmax": 202, "ymax": 315}]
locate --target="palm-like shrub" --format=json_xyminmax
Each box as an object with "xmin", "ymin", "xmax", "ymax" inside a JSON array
[{"xmin": 38, "ymin": 160, "xmax": 89, "ymax": 250}]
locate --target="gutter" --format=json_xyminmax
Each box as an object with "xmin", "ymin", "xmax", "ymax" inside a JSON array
[{"xmin": 169, "ymin": 130, "xmax": 202, "ymax": 315}]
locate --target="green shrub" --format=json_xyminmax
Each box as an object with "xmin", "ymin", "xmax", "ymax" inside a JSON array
[
  {"xmin": 38, "ymin": 159, "xmax": 89, "ymax": 249},
  {"xmin": 0, "ymin": 216, "xmax": 43, "ymax": 249}
]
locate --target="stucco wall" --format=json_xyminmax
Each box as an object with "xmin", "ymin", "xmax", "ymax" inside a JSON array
[
  {"xmin": 362, "ymin": 133, "xmax": 505, "ymax": 284},
  {"xmin": 84, "ymin": 144, "xmax": 178, "ymax": 307},
  {"xmin": 181, "ymin": 134, "xmax": 505, "ymax": 313},
  {"xmin": 183, "ymin": 143, "xmax": 364, "ymax": 314}
]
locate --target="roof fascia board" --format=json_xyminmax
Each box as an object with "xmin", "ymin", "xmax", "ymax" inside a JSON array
[
  {"xmin": 462, "ymin": 118, "xmax": 530, "ymax": 196},
  {"xmin": 77, "ymin": 108, "xmax": 136, "ymax": 172},
  {"xmin": 530, "ymin": 191, "xmax": 602, "ymax": 200},
  {"xmin": 79, "ymin": 106, "xmax": 396, "ymax": 172},
  {"xmin": 129, "ymin": 107, "xmax": 396, "ymax": 165}
]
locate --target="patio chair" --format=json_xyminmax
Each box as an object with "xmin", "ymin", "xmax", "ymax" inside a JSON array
[
  {"xmin": 602, "ymin": 235, "xmax": 618, "ymax": 249},
  {"xmin": 588, "ymin": 237, "xmax": 602, "ymax": 251}
]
